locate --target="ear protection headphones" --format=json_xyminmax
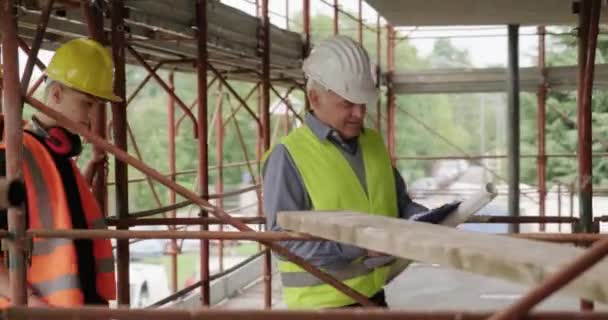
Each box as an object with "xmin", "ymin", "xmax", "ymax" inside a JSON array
[{"xmin": 30, "ymin": 116, "xmax": 82, "ymax": 158}]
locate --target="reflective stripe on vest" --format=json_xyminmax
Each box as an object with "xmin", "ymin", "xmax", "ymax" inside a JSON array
[
  {"xmin": 279, "ymin": 259, "xmax": 372, "ymax": 287},
  {"xmin": 23, "ymin": 144, "xmax": 83, "ymax": 304},
  {"xmin": 31, "ymin": 238, "xmax": 72, "ymax": 256},
  {"xmin": 276, "ymin": 125, "xmax": 398, "ymax": 309},
  {"xmin": 35, "ymin": 274, "xmax": 81, "ymax": 297}
]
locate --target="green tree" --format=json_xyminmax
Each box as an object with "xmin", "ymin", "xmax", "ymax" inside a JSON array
[
  {"xmin": 519, "ymin": 31, "xmax": 608, "ymax": 188},
  {"xmin": 119, "ymin": 11, "xmax": 496, "ymax": 211}
]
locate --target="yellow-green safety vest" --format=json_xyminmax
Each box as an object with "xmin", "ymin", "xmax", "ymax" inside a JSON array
[{"xmin": 275, "ymin": 125, "xmax": 397, "ymax": 309}]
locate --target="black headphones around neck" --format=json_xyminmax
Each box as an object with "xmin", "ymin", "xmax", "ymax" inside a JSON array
[{"xmin": 30, "ymin": 116, "xmax": 82, "ymax": 158}]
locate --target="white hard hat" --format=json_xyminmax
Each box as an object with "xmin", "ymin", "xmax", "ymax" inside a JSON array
[{"xmin": 303, "ymin": 35, "xmax": 378, "ymax": 105}]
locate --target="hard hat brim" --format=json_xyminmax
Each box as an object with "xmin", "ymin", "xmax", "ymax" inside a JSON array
[
  {"xmin": 60, "ymin": 80, "xmax": 124, "ymax": 103},
  {"xmin": 100, "ymin": 93, "xmax": 123, "ymax": 103}
]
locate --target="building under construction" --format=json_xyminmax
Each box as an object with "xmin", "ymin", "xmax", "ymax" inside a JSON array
[{"xmin": 1, "ymin": 0, "xmax": 608, "ymax": 319}]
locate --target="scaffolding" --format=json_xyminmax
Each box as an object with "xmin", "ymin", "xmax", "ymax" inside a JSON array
[{"xmin": 0, "ymin": 0, "xmax": 607, "ymax": 318}]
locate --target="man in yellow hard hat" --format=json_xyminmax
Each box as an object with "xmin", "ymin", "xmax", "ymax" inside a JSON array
[{"xmin": 0, "ymin": 38, "xmax": 118, "ymax": 307}]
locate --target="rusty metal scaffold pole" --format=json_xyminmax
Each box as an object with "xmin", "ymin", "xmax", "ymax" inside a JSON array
[
  {"xmin": 110, "ymin": 0, "xmax": 130, "ymax": 306},
  {"xmin": 195, "ymin": 0, "xmax": 211, "ymax": 307},
  {"xmin": 215, "ymin": 81, "xmax": 225, "ymax": 273},
  {"xmin": 333, "ymin": 0, "xmax": 339, "ymax": 35},
  {"xmin": 507, "ymin": 24, "xmax": 521, "ymax": 234},
  {"xmin": 376, "ymin": 14, "xmax": 382, "ymax": 131},
  {"xmin": 578, "ymin": 0, "xmax": 596, "ymax": 234},
  {"xmin": 6, "ymin": 306, "xmax": 608, "ymax": 319},
  {"xmin": 168, "ymin": 70, "xmax": 179, "ymax": 293},
  {"xmin": 19, "ymin": 0, "xmax": 52, "ymax": 93},
  {"xmin": 386, "ymin": 24, "xmax": 396, "ymax": 165},
  {"xmin": 1, "ymin": 0, "xmax": 28, "ymax": 306},
  {"xmin": 357, "ymin": 0, "xmax": 363, "ymax": 43},
  {"xmin": 82, "ymin": 0, "xmax": 109, "ymax": 215},
  {"xmin": 261, "ymin": 0, "xmax": 273, "ymax": 308},
  {"xmin": 537, "ymin": 25, "xmax": 548, "ymax": 232}
]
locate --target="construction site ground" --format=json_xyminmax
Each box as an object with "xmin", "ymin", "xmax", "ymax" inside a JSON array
[{"xmin": 218, "ymin": 262, "xmax": 608, "ymax": 310}]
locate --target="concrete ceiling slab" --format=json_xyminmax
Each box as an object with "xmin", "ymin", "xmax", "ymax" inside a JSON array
[{"xmin": 365, "ymin": 0, "xmax": 591, "ymax": 26}]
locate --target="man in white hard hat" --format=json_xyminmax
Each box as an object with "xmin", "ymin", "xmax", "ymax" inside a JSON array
[{"xmin": 263, "ymin": 35, "xmax": 459, "ymax": 309}]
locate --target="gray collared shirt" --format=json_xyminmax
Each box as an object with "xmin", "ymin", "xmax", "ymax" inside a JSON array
[{"xmin": 262, "ymin": 114, "xmax": 427, "ymax": 268}]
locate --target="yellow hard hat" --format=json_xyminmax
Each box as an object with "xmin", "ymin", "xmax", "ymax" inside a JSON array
[{"xmin": 47, "ymin": 38, "xmax": 122, "ymax": 102}]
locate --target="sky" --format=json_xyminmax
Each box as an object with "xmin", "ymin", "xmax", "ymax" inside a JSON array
[{"xmin": 220, "ymin": 0, "xmax": 542, "ymax": 68}]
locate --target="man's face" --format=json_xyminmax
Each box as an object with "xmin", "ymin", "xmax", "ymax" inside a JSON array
[
  {"xmin": 309, "ymin": 88, "xmax": 366, "ymax": 140},
  {"xmin": 43, "ymin": 82, "xmax": 104, "ymax": 131}
]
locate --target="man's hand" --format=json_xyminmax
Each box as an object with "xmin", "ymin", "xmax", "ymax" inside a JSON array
[
  {"xmin": 84, "ymin": 153, "xmax": 108, "ymax": 185},
  {"xmin": 410, "ymin": 201, "xmax": 462, "ymax": 224}
]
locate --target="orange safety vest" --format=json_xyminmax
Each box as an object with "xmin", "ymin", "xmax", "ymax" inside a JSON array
[{"xmin": 0, "ymin": 132, "xmax": 116, "ymax": 306}]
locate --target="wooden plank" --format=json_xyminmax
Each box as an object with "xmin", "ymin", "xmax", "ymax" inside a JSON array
[
  {"xmin": 385, "ymin": 183, "xmax": 497, "ymax": 281},
  {"xmin": 277, "ymin": 211, "xmax": 608, "ymax": 303}
]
